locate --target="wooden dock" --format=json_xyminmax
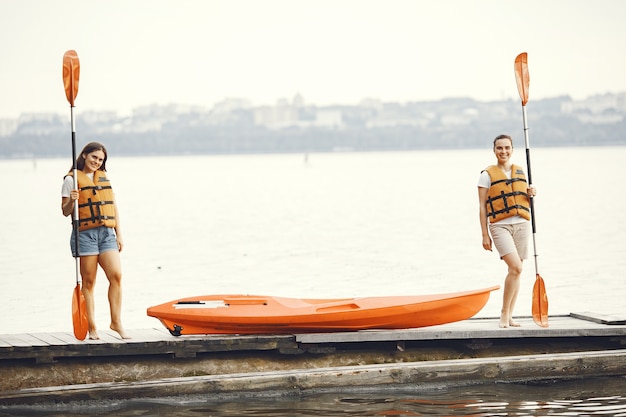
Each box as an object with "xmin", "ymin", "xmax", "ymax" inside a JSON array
[{"xmin": 1, "ymin": 312, "xmax": 625, "ymax": 405}]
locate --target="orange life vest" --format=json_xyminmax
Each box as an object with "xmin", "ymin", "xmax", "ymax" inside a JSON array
[
  {"xmin": 484, "ymin": 164, "xmax": 531, "ymax": 223},
  {"xmin": 66, "ymin": 170, "xmax": 117, "ymax": 231}
]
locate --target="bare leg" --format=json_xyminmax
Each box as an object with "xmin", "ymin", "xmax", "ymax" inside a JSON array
[
  {"xmin": 499, "ymin": 253, "xmax": 523, "ymax": 328},
  {"xmin": 80, "ymin": 255, "xmax": 100, "ymax": 340},
  {"xmin": 98, "ymin": 250, "xmax": 130, "ymax": 339}
]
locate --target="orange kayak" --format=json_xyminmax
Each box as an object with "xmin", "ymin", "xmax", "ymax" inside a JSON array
[{"xmin": 147, "ymin": 286, "xmax": 500, "ymax": 335}]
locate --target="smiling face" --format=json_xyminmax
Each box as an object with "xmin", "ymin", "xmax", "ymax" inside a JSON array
[
  {"xmin": 493, "ymin": 137, "xmax": 513, "ymax": 166},
  {"xmin": 82, "ymin": 150, "xmax": 106, "ymax": 174}
]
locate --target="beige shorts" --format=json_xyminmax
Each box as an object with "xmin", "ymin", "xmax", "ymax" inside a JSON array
[{"xmin": 489, "ymin": 222, "xmax": 531, "ymax": 260}]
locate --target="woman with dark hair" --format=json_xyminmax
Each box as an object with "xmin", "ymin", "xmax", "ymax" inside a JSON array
[
  {"xmin": 61, "ymin": 142, "xmax": 129, "ymax": 340},
  {"xmin": 478, "ymin": 135, "xmax": 536, "ymax": 328}
]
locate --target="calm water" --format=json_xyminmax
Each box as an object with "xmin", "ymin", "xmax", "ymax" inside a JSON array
[
  {"xmin": 2, "ymin": 377, "xmax": 626, "ymax": 416},
  {"xmin": 1, "ymin": 147, "xmax": 625, "ymax": 414}
]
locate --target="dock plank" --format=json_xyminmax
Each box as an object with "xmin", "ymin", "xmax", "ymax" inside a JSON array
[
  {"xmin": 295, "ymin": 315, "xmax": 626, "ymax": 344},
  {"xmin": 571, "ymin": 312, "xmax": 626, "ymax": 325},
  {"xmin": 95, "ymin": 330, "xmax": 129, "ymax": 344},
  {"xmin": 29, "ymin": 333, "xmax": 71, "ymax": 346},
  {"xmin": 46, "ymin": 332, "xmax": 85, "ymax": 345},
  {"xmin": 1, "ymin": 314, "xmax": 625, "ymax": 364},
  {"xmin": 0, "ymin": 334, "xmax": 43, "ymax": 348}
]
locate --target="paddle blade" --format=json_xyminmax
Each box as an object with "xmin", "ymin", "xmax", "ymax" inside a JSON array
[
  {"xmin": 514, "ymin": 52, "xmax": 529, "ymax": 106},
  {"xmin": 63, "ymin": 50, "xmax": 80, "ymax": 106},
  {"xmin": 532, "ymin": 274, "xmax": 549, "ymax": 327},
  {"xmin": 72, "ymin": 284, "xmax": 88, "ymax": 340}
]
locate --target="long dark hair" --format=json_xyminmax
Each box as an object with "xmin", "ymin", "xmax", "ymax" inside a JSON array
[{"xmin": 73, "ymin": 142, "xmax": 108, "ymax": 172}]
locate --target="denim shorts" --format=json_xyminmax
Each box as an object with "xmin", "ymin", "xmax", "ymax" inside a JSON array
[{"xmin": 70, "ymin": 226, "xmax": 118, "ymax": 257}]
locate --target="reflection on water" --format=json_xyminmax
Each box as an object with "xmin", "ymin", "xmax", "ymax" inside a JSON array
[{"xmin": 2, "ymin": 376, "xmax": 626, "ymax": 416}]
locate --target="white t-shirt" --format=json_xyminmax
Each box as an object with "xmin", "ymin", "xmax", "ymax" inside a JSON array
[
  {"xmin": 61, "ymin": 172, "xmax": 95, "ymax": 197},
  {"xmin": 478, "ymin": 168, "xmax": 526, "ymax": 225}
]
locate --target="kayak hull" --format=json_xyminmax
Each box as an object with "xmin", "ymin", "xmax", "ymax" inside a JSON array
[{"xmin": 147, "ymin": 286, "xmax": 500, "ymax": 335}]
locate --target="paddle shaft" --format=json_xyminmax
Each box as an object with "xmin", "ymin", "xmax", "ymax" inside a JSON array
[
  {"xmin": 521, "ymin": 104, "xmax": 539, "ymax": 275},
  {"xmin": 71, "ymin": 105, "xmax": 80, "ymax": 283}
]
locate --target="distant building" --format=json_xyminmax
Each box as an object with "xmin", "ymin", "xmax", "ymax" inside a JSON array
[
  {"xmin": 562, "ymin": 93, "xmax": 626, "ymax": 124},
  {"xmin": 15, "ymin": 113, "xmax": 64, "ymax": 136},
  {"xmin": 213, "ymin": 98, "xmax": 252, "ymax": 114},
  {"xmin": 253, "ymin": 105, "xmax": 299, "ymax": 129},
  {"xmin": 314, "ymin": 109, "xmax": 342, "ymax": 128}
]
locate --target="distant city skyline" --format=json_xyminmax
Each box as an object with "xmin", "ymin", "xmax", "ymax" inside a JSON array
[
  {"xmin": 3, "ymin": 94, "xmax": 623, "ymax": 160},
  {"xmin": 1, "ymin": 0, "xmax": 625, "ymax": 119},
  {"xmin": 2, "ymin": 89, "xmax": 625, "ymax": 122}
]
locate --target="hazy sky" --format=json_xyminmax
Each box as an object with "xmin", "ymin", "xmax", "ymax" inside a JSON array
[{"xmin": 1, "ymin": 0, "xmax": 625, "ymax": 118}]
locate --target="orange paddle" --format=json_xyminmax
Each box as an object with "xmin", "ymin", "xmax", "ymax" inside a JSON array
[
  {"xmin": 63, "ymin": 50, "xmax": 88, "ymax": 340},
  {"xmin": 514, "ymin": 52, "xmax": 549, "ymax": 328}
]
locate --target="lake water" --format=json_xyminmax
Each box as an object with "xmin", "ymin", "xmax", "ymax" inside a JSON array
[
  {"xmin": 2, "ymin": 376, "xmax": 626, "ymax": 416},
  {"xmin": 0, "ymin": 147, "xmax": 625, "ymax": 414}
]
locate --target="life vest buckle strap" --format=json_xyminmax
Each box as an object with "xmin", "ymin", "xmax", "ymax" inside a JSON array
[
  {"xmin": 79, "ymin": 215, "xmax": 116, "ymax": 223},
  {"xmin": 487, "ymin": 190, "xmax": 528, "ymax": 203},
  {"xmin": 490, "ymin": 205, "xmax": 530, "ymax": 216},
  {"xmin": 93, "ymin": 200, "xmax": 114, "ymax": 206}
]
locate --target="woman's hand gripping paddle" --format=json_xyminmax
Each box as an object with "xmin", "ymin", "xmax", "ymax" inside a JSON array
[
  {"xmin": 63, "ymin": 50, "xmax": 88, "ymax": 340},
  {"xmin": 514, "ymin": 52, "xmax": 549, "ymax": 328}
]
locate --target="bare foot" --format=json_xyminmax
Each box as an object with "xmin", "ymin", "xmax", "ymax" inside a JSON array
[
  {"xmin": 111, "ymin": 324, "xmax": 131, "ymax": 339},
  {"xmin": 499, "ymin": 313, "xmax": 510, "ymax": 328},
  {"xmin": 88, "ymin": 330, "xmax": 100, "ymax": 340},
  {"xmin": 508, "ymin": 319, "xmax": 521, "ymax": 327}
]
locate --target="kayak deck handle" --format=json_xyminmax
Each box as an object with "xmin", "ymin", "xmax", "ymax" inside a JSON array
[{"xmin": 316, "ymin": 303, "xmax": 360, "ymax": 313}]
